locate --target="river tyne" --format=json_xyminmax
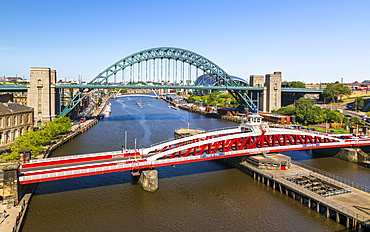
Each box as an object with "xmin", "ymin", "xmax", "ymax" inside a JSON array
[{"xmin": 22, "ymin": 95, "xmax": 370, "ymax": 232}]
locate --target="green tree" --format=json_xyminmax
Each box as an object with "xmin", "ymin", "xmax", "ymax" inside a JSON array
[
  {"xmin": 42, "ymin": 117, "xmax": 71, "ymax": 137},
  {"xmin": 272, "ymin": 105, "xmax": 296, "ymax": 115},
  {"xmin": 295, "ymin": 98, "xmax": 315, "ymax": 107},
  {"xmin": 97, "ymin": 97, "xmax": 103, "ymax": 106},
  {"xmin": 282, "ymin": 81, "xmax": 305, "ymax": 88},
  {"xmin": 188, "ymin": 95, "xmax": 202, "ymax": 103},
  {"xmin": 9, "ymin": 130, "xmax": 50, "ymax": 159},
  {"xmin": 353, "ymin": 97, "xmax": 365, "ymax": 111},
  {"xmin": 323, "ymin": 83, "xmax": 338, "ymax": 102},
  {"xmin": 335, "ymin": 84, "xmax": 351, "ymax": 101},
  {"xmin": 324, "ymin": 108, "xmax": 343, "ymax": 123},
  {"xmin": 350, "ymin": 116, "xmax": 365, "ymax": 125},
  {"xmin": 7, "ymin": 117, "xmax": 72, "ymax": 160},
  {"xmin": 323, "ymin": 84, "xmax": 351, "ymax": 102},
  {"xmin": 273, "ymin": 97, "xmax": 344, "ymax": 124}
]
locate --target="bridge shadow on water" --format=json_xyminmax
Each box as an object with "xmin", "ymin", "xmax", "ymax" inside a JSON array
[
  {"xmin": 31, "ymin": 160, "xmax": 234, "ymax": 196},
  {"xmin": 281, "ymin": 148, "xmax": 342, "ymax": 162}
]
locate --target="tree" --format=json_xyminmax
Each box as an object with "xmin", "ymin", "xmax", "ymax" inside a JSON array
[
  {"xmin": 324, "ymin": 108, "xmax": 343, "ymax": 123},
  {"xmin": 273, "ymin": 97, "xmax": 345, "ymax": 124},
  {"xmin": 282, "ymin": 81, "xmax": 305, "ymax": 88},
  {"xmin": 42, "ymin": 117, "xmax": 71, "ymax": 137},
  {"xmin": 323, "ymin": 84, "xmax": 351, "ymax": 102},
  {"xmin": 335, "ymin": 84, "xmax": 351, "ymax": 101},
  {"xmin": 353, "ymin": 97, "xmax": 365, "ymax": 111},
  {"xmin": 295, "ymin": 98, "xmax": 315, "ymax": 107},
  {"xmin": 7, "ymin": 117, "xmax": 72, "ymax": 160},
  {"xmin": 350, "ymin": 116, "xmax": 365, "ymax": 125},
  {"xmin": 323, "ymin": 83, "xmax": 338, "ymax": 102},
  {"xmin": 272, "ymin": 105, "xmax": 296, "ymax": 115}
]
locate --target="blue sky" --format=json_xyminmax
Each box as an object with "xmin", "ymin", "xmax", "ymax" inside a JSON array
[{"xmin": 1, "ymin": 0, "xmax": 369, "ymax": 83}]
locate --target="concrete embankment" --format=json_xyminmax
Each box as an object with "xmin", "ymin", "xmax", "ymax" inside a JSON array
[
  {"xmin": 222, "ymin": 156, "xmax": 370, "ymax": 231},
  {"xmin": 42, "ymin": 119, "xmax": 98, "ymax": 159},
  {"xmin": 41, "ymin": 94, "xmax": 113, "ymax": 159}
]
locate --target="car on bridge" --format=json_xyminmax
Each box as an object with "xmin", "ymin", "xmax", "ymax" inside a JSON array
[{"xmin": 292, "ymin": 125, "xmax": 304, "ymax": 130}]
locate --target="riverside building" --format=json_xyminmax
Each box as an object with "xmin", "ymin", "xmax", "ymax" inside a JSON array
[{"xmin": 0, "ymin": 103, "xmax": 34, "ymax": 149}]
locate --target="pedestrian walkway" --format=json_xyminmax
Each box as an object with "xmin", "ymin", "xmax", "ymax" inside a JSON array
[{"xmin": 0, "ymin": 203, "xmax": 21, "ymax": 232}]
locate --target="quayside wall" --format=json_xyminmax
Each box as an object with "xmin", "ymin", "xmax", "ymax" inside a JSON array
[{"xmin": 220, "ymin": 156, "xmax": 370, "ymax": 231}]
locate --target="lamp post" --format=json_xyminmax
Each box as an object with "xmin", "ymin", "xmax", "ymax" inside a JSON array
[{"xmin": 19, "ymin": 149, "xmax": 32, "ymax": 163}]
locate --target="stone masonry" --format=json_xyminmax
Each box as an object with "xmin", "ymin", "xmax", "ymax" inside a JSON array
[{"xmin": 27, "ymin": 67, "xmax": 58, "ymax": 126}]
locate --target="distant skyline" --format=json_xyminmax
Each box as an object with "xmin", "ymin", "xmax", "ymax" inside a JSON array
[{"xmin": 1, "ymin": 0, "xmax": 369, "ymax": 83}]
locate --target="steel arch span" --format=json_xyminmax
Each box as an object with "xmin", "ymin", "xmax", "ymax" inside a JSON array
[
  {"xmin": 60, "ymin": 47, "xmax": 254, "ymax": 116},
  {"xmin": 90, "ymin": 47, "xmax": 234, "ymax": 86}
]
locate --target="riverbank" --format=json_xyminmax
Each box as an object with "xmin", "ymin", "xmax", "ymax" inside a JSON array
[
  {"xmin": 41, "ymin": 119, "xmax": 98, "ymax": 159},
  {"xmin": 40, "ymin": 94, "xmax": 113, "ymax": 159},
  {"xmin": 0, "ymin": 95, "xmax": 113, "ymax": 232}
]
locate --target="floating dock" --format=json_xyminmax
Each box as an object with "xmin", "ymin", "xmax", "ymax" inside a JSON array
[{"xmin": 227, "ymin": 154, "xmax": 370, "ymax": 231}]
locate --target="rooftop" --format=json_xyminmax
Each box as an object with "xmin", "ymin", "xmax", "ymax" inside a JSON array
[{"xmin": 0, "ymin": 103, "xmax": 33, "ymax": 113}]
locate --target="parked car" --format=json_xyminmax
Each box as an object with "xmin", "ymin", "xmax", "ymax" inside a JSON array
[{"xmin": 292, "ymin": 125, "xmax": 304, "ymax": 130}]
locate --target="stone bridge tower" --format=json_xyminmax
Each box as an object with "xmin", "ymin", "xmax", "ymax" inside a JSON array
[
  {"xmin": 265, "ymin": 71, "xmax": 282, "ymax": 112},
  {"xmin": 249, "ymin": 75, "xmax": 266, "ymax": 112},
  {"xmin": 27, "ymin": 67, "xmax": 59, "ymax": 126},
  {"xmin": 249, "ymin": 72, "xmax": 282, "ymax": 112}
]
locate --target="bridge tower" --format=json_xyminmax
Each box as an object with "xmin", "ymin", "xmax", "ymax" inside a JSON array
[
  {"xmin": 249, "ymin": 75, "xmax": 267, "ymax": 112},
  {"xmin": 265, "ymin": 71, "xmax": 282, "ymax": 112},
  {"xmin": 249, "ymin": 72, "xmax": 282, "ymax": 112},
  {"xmin": 27, "ymin": 67, "xmax": 59, "ymax": 126}
]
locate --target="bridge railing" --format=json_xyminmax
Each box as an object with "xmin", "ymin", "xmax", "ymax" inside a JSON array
[
  {"xmin": 291, "ymin": 161, "xmax": 370, "ymax": 194},
  {"xmin": 26, "ymin": 150, "xmax": 124, "ymax": 163},
  {"xmin": 147, "ymin": 126, "xmax": 240, "ymax": 148},
  {"xmin": 280, "ymin": 178, "xmax": 367, "ymax": 222}
]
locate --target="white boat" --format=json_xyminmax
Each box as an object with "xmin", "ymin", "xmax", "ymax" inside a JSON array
[
  {"xmin": 168, "ymin": 105, "xmax": 179, "ymax": 110},
  {"xmin": 137, "ymin": 101, "xmax": 143, "ymax": 108}
]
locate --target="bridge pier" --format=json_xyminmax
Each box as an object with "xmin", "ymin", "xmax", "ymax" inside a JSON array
[
  {"xmin": 1, "ymin": 164, "xmax": 19, "ymax": 205},
  {"xmin": 138, "ymin": 170, "xmax": 158, "ymax": 192},
  {"xmin": 335, "ymin": 148, "xmax": 368, "ymax": 163}
]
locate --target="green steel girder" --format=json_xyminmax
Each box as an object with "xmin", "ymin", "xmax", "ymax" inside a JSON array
[
  {"xmin": 89, "ymin": 47, "xmax": 239, "ymax": 86},
  {"xmin": 228, "ymin": 89, "xmax": 257, "ymax": 111},
  {"xmin": 61, "ymin": 47, "xmax": 255, "ymax": 116},
  {"xmin": 60, "ymin": 90, "xmax": 89, "ymax": 116}
]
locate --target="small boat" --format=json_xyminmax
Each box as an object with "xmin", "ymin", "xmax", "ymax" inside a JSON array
[
  {"xmin": 137, "ymin": 101, "xmax": 143, "ymax": 108},
  {"xmin": 168, "ymin": 105, "xmax": 179, "ymax": 110}
]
